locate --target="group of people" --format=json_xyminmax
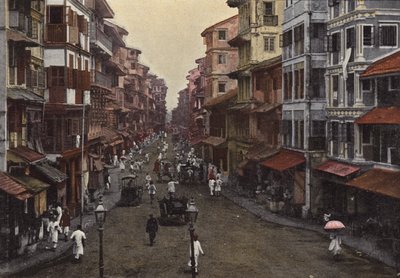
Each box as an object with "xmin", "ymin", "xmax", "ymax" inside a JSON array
[{"xmin": 43, "ymin": 202, "xmax": 86, "ymax": 262}]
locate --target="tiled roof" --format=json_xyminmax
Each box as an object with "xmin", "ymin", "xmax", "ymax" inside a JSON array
[
  {"xmin": 0, "ymin": 172, "xmax": 32, "ymax": 200},
  {"xmin": 33, "ymin": 162, "xmax": 67, "ymax": 183},
  {"xmin": 260, "ymin": 149, "xmax": 305, "ymax": 172},
  {"xmin": 355, "ymin": 107, "xmax": 400, "ymax": 125},
  {"xmin": 8, "ymin": 146, "xmax": 45, "ymax": 163},
  {"xmin": 203, "ymin": 88, "xmax": 237, "ymax": 109},
  {"xmin": 11, "ymin": 175, "xmax": 50, "ymax": 194},
  {"xmin": 362, "ymin": 50, "xmax": 400, "ymax": 78}
]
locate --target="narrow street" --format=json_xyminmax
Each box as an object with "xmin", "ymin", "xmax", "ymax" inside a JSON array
[{"xmin": 21, "ymin": 138, "xmax": 395, "ymax": 278}]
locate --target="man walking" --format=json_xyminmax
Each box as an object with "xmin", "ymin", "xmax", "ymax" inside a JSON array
[
  {"xmin": 147, "ymin": 181, "xmax": 157, "ymax": 205},
  {"xmin": 188, "ymin": 234, "xmax": 205, "ymax": 274},
  {"xmin": 70, "ymin": 225, "xmax": 86, "ymax": 262},
  {"xmin": 167, "ymin": 180, "xmax": 178, "ymax": 199},
  {"xmin": 146, "ymin": 214, "xmax": 158, "ymax": 246}
]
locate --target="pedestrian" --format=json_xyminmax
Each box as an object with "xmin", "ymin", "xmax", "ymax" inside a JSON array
[
  {"xmin": 60, "ymin": 207, "xmax": 71, "ymax": 241},
  {"xmin": 208, "ymin": 178, "xmax": 215, "ymax": 196},
  {"xmin": 54, "ymin": 202, "xmax": 63, "ymax": 223},
  {"xmin": 47, "ymin": 216, "xmax": 61, "ymax": 251},
  {"xmin": 104, "ymin": 173, "xmax": 111, "ymax": 191},
  {"xmin": 215, "ymin": 177, "xmax": 223, "ymax": 197},
  {"xmin": 328, "ymin": 232, "xmax": 342, "ymax": 261},
  {"xmin": 167, "ymin": 180, "xmax": 178, "ymax": 199},
  {"xmin": 146, "ymin": 214, "xmax": 158, "ymax": 246},
  {"xmin": 70, "ymin": 225, "xmax": 86, "ymax": 262},
  {"xmin": 187, "ymin": 234, "xmax": 205, "ymax": 274},
  {"xmin": 119, "ymin": 159, "xmax": 125, "ymax": 173},
  {"xmin": 145, "ymin": 153, "xmax": 150, "ymax": 163},
  {"xmin": 147, "ymin": 181, "xmax": 157, "ymax": 205},
  {"xmin": 113, "ymin": 154, "xmax": 118, "ymax": 166},
  {"xmin": 145, "ymin": 172, "xmax": 152, "ymax": 183}
]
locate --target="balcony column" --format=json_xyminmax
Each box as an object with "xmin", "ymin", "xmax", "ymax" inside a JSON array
[
  {"xmin": 353, "ymin": 72, "xmax": 364, "ymax": 107},
  {"xmin": 354, "ymin": 123, "xmax": 364, "ymax": 161}
]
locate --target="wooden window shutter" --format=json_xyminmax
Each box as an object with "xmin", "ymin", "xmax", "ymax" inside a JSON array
[{"xmin": 47, "ymin": 67, "xmax": 52, "ymax": 87}]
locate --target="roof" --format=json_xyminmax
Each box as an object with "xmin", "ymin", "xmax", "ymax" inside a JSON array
[
  {"xmin": 0, "ymin": 172, "xmax": 32, "ymax": 200},
  {"xmin": 347, "ymin": 168, "xmax": 400, "ymax": 199},
  {"xmin": 101, "ymin": 127, "xmax": 123, "ymax": 143},
  {"xmin": 228, "ymin": 34, "xmax": 249, "ymax": 47},
  {"xmin": 12, "ymin": 175, "xmax": 50, "ymax": 194},
  {"xmin": 7, "ymin": 29, "xmax": 39, "ymax": 47},
  {"xmin": 8, "ymin": 88, "xmax": 45, "ymax": 103},
  {"xmin": 203, "ymin": 88, "xmax": 237, "ymax": 109},
  {"xmin": 202, "ymin": 136, "xmax": 226, "ymax": 147},
  {"xmin": 190, "ymin": 136, "xmax": 206, "ymax": 146},
  {"xmin": 315, "ymin": 160, "xmax": 360, "ymax": 177},
  {"xmin": 246, "ymin": 144, "xmax": 279, "ymax": 161},
  {"xmin": 260, "ymin": 149, "xmax": 305, "ymax": 171},
  {"xmin": 250, "ymin": 103, "xmax": 281, "ymax": 113},
  {"xmin": 250, "ymin": 56, "xmax": 282, "ymax": 72},
  {"xmin": 227, "ymin": 102, "xmax": 252, "ymax": 112},
  {"xmin": 8, "ymin": 146, "xmax": 45, "ymax": 163},
  {"xmin": 355, "ymin": 107, "xmax": 400, "ymax": 125},
  {"xmin": 362, "ymin": 50, "xmax": 400, "ymax": 78},
  {"xmin": 33, "ymin": 162, "xmax": 68, "ymax": 183},
  {"xmin": 201, "ymin": 15, "xmax": 238, "ymax": 36}
]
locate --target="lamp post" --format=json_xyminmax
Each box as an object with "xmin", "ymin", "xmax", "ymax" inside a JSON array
[
  {"xmin": 95, "ymin": 195, "xmax": 107, "ymax": 278},
  {"xmin": 186, "ymin": 197, "xmax": 199, "ymax": 278}
]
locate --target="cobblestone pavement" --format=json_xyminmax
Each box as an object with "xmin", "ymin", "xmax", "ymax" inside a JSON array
[{"xmin": 13, "ymin": 137, "xmax": 396, "ymax": 278}]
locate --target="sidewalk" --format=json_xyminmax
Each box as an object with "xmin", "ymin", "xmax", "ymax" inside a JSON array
[
  {"xmin": 0, "ymin": 140, "xmax": 159, "ymax": 277},
  {"xmin": 0, "ymin": 165, "xmax": 122, "ymax": 277},
  {"xmin": 221, "ymin": 186, "xmax": 396, "ymax": 268}
]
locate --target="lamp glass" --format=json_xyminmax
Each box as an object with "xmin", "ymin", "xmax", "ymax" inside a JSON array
[{"xmin": 95, "ymin": 204, "xmax": 107, "ymax": 226}]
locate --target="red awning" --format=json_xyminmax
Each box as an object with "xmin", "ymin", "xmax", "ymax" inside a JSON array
[
  {"xmin": 0, "ymin": 172, "xmax": 32, "ymax": 200},
  {"xmin": 260, "ymin": 149, "xmax": 305, "ymax": 171},
  {"xmin": 315, "ymin": 160, "xmax": 360, "ymax": 177},
  {"xmin": 347, "ymin": 168, "xmax": 400, "ymax": 199},
  {"xmin": 355, "ymin": 107, "xmax": 400, "ymax": 125},
  {"xmin": 361, "ymin": 50, "xmax": 400, "ymax": 78}
]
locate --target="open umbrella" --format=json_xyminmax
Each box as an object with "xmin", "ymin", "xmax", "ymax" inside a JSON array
[{"xmin": 324, "ymin": 220, "xmax": 345, "ymax": 230}]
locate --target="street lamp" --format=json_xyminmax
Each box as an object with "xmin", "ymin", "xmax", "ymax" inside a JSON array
[
  {"xmin": 186, "ymin": 197, "xmax": 199, "ymax": 278},
  {"xmin": 95, "ymin": 195, "xmax": 107, "ymax": 278}
]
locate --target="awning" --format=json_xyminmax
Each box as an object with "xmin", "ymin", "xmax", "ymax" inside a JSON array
[
  {"xmin": 190, "ymin": 136, "xmax": 206, "ymax": 146},
  {"xmin": 260, "ymin": 149, "xmax": 305, "ymax": 171},
  {"xmin": 203, "ymin": 88, "xmax": 237, "ymax": 109},
  {"xmin": 101, "ymin": 127, "xmax": 123, "ymax": 146},
  {"xmin": 228, "ymin": 103, "xmax": 252, "ymax": 112},
  {"xmin": 7, "ymin": 29, "xmax": 39, "ymax": 47},
  {"xmin": 347, "ymin": 168, "xmax": 400, "ymax": 199},
  {"xmin": 0, "ymin": 172, "xmax": 32, "ymax": 200},
  {"xmin": 33, "ymin": 162, "xmax": 68, "ymax": 183},
  {"xmin": 250, "ymin": 103, "xmax": 281, "ymax": 114},
  {"xmin": 245, "ymin": 144, "xmax": 278, "ymax": 161},
  {"xmin": 355, "ymin": 107, "xmax": 400, "ymax": 125},
  {"xmin": 361, "ymin": 50, "xmax": 400, "ymax": 78},
  {"xmin": 8, "ymin": 146, "xmax": 45, "ymax": 163},
  {"xmin": 8, "ymin": 88, "xmax": 45, "ymax": 103},
  {"xmin": 315, "ymin": 160, "xmax": 360, "ymax": 177},
  {"xmin": 228, "ymin": 34, "xmax": 250, "ymax": 47},
  {"xmin": 202, "ymin": 136, "xmax": 226, "ymax": 147},
  {"xmin": 12, "ymin": 175, "xmax": 50, "ymax": 194}
]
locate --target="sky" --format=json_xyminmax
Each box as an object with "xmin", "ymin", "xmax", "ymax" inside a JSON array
[{"xmin": 109, "ymin": 0, "xmax": 237, "ymax": 112}]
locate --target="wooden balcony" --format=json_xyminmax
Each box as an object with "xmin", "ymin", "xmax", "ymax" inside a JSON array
[
  {"xmin": 90, "ymin": 23, "xmax": 113, "ymax": 56},
  {"xmin": 263, "ymin": 15, "xmax": 278, "ymax": 26},
  {"xmin": 46, "ymin": 24, "xmax": 67, "ymax": 43},
  {"xmin": 91, "ymin": 70, "xmax": 111, "ymax": 89}
]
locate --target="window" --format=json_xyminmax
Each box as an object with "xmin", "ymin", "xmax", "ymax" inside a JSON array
[
  {"xmin": 346, "ymin": 73, "xmax": 354, "ymax": 107},
  {"xmin": 218, "ymin": 54, "xmax": 227, "ymax": 64},
  {"xmin": 363, "ymin": 25, "xmax": 374, "ymax": 46},
  {"xmin": 294, "ymin": 120, "xmax": 304, "ymax": 149},
  {"xmin": 346, "ymin": 28, "xmax": 355, "ymax": 61},
  {"xmin": 331, "ymin": 122, "xmax": 339, "ymax": 141},
  {"xmin": 390, "ymin": 76, "xmax": 400, "ymax": 90},
  {"xmin": 48, "ymin": 6, "xmax": 63, "ymax": 24},
  {"xmin": 362, "ymin": 80, "xmax": 371, "ymax": 91},
  {"xmin": 31, "ymin": 21, "xmax": 38, "ymax": 39},
  {"xmin": 264, "ymin": 2, "xmax": 273, "ymax": 15},
  {"xmin": 264, "ymin": 36, "xmax": 275, "ymax": 52},
  {"xmin": 218, "ymin": 82, "xmax": 226, "ymax": 93},
  {"xmin": 313, "ymin": 121, "xmax": 326, "ymax": 137},
  {"xmin": 362, "ymin": 126, "xmax": 372, "ymax": 144},
  {"xmin": 332, "ymin": 75, "xmax": 339, "ymax": 107},
  {"xmin": 284, "ymin": 71, "xmax": 292, "ymax": 100},
  {"xmin": 282, "ymin": 120, "xmax": 292, "ymax": 147},
  {"xmin": 380, "ymin": 25, "xmax": 397, "ymax": 47},
  {"xmin": 49, "ymin": 67, "xmax": 65, "ymax": 87},
  {"xmin": 294, "ymin": 24, "xmax": 304, "ymax": 55},
  {"xmin": 347, "ymin": 0, "xmax": 355, "ymax": 12},
  {"xmin": 285, "ymin": 0, "xmax": 293, "ymax": 8},
  {"xmin": 329, "ymin": 0, "xmax": 340, "ymax": 18},
  {"xmin": 131, "ymin": 63, "xmax": 136, "ymax": 69},
  {"xmin": 218, "ymin": 30, "xmax": 227, "ymax": 40}
]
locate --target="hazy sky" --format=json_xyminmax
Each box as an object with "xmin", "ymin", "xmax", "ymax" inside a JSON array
[{"xmin": 109, "ymin": 0, "xmax": 237, "ymax": 112}]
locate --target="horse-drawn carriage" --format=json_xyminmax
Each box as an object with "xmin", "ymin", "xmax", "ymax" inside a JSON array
[
  {"xmin": 158, "ymin": 196, "xmax": 189, "ymax": 225},
  {"xmin": 117, "ymin": 175, "xmax": 143, "ymax": 207}
]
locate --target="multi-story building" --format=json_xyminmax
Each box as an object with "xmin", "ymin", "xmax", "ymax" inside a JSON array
[
  {"xmin": 201, "ymin": 15, "xmax": 238, "ymax": 102},
  {"xmin": 43, "ymin": 0, "xmax": 91, "ymax": 215},
  {"xmin": 277, "ymin": 0, "xmax": 328, "ymax": 217},
  {"xmin": 315, "ymin": 1, "xmax": 400, "ymax": 229},
  {"xmin": 190, "ymin": 58, "xmax": 206, "ymax": 140},
  {"xmin": 226, "ymin": 0, "xmax": 284, "ymax": 175},
  {"xmin": 149, "ymin": 75, "xmax": 168, "ymax": 133}
]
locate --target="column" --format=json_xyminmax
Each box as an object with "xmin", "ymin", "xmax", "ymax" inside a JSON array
[
  {"xmin": 354, "ymin": 123, "xmax": 364, "ymax": 161},
  {"xmin": 354, "ymin": 72, "xmax": 364, "ymax": 107}
]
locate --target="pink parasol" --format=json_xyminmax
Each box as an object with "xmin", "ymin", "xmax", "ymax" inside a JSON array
[{"xmin": 324, "ymin": 220, "xmax": 345, "ymax": 230}]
